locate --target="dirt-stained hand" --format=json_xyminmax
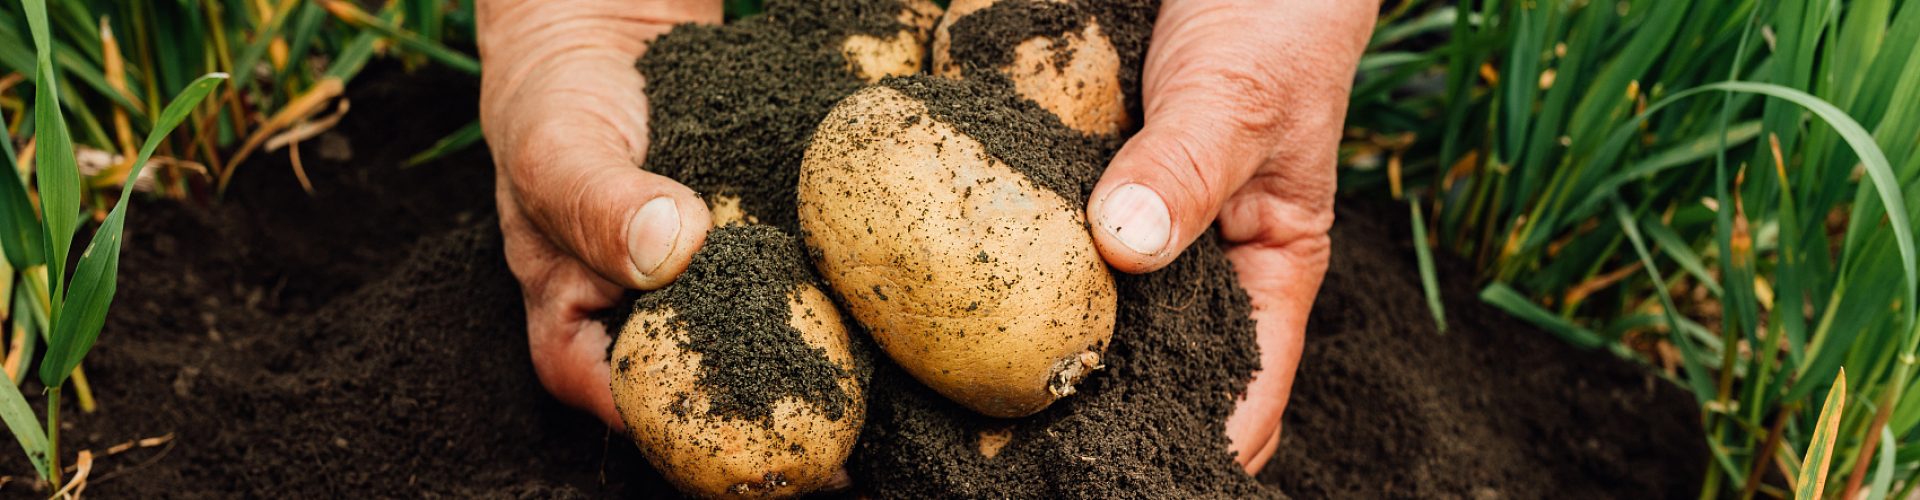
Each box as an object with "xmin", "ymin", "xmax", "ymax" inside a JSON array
[
  {"xmin": 1084, "ymin": 0, "xmax": 1377, "ymax": 473},
  {"xmin": 477, "ymin": 0, "xmax": 722, "ymax": 430}
]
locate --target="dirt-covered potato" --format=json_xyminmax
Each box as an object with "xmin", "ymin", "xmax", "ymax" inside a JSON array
[
  {"xmin": 932, "ymin": 0, "xmax": 1129, "ymax": 135},
  {"xmin": 611, "ymin": 226, "xmax": 865, "ymax": 498},
  {"xmin": 797, "ymin": 84, "xmax": 1117, "ymax": 418},
  {"xmin": 841, "ymin": 0, "xmax": 944, "ymax": 82}
]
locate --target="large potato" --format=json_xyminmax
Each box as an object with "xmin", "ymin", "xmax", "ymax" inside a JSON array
[
  {"xmin": 797, "ymin": 84, "xmax": 1117, "ymax": 418},
  {"xmin": 611, "ymin": 228, "xmax": 863, "ymax": 498},
  {"xmin": 932, "ymin": 0, "xmax": 1129, "ymax": 135}
]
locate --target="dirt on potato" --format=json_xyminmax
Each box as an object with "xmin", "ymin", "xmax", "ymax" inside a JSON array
[{"xmin": 613, "ymin": 225, "xmax": 861, "ymax": 423}]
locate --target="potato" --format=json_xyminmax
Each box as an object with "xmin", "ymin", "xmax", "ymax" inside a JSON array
[
  {"xmin": 797, "ymin": 84, "xmax": 1117, "ymax": 418},
  {"xmin": 611, "ymin": 227, "xmax": 864, "ymax": 498},
  {"xmin": 932, "ymin": 0, "xmax": 1129, "ymax": 135},
  {"xmin": 841, "ymin": 0, "xmax": 944, "ymax": 83}
]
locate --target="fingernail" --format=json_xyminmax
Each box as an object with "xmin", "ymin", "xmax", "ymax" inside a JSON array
[
  {"xmin": 630, "ymin": 197, "xmax": 681, "ymax": 276},
  {"xmin": 1097, "ymin": 183, "xmax": 1171, "ymax": 256}
]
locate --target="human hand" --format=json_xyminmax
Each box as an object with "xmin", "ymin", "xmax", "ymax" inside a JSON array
[
  {"xmin": 1084, "ymin": 0, "xmax": 1377, "ymax": 473},
  {"xmin": 477, "ymin": 0, "xmax": 721, "ymax": 430}
]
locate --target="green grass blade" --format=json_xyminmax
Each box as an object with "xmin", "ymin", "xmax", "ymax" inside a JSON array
[
  {"xmin": 1611, "ymin": 197, "xmax": 1716, "ymax": 401},
  {"xmin": 1870, "ymin": 427, "xmax": 1895, "ymax": 500},
  {"xmin": 38, "ymin": 73, "xmax": 226, "ymax": 388},
  {"xmin": 320, "ymin": 0, "xmax": 478, "ymax": 75},
  {"xmin": 1479, "ymin": 283, "xmax": 1604, "ymax": 349},
  {"xmin": 0, "ymin": 106, "xmax": 44, "ymax": 269},
  {"xmin": 1796, "ymin": 369, "xmax": 1846, "ymax": 500},
  {"xmin": 403, "ymin": 120, "xmax": 482, "ymax": 168},
  {"xmin": 1639, "ymin": 217, "xmax": 1723, "ymax": 297},
  {"xmin": 1410, "ymin": 196, "xmax": 1445, "ymax": 333},
  {"xmin": 0, "ymin": 361, "xmax": 48, "ymax": 479},
  {"xmin": 1565, "ymin": 120, "xmax": 1765, "ymax": 219},
  {"xmin": 23, "ymin": 0, "xmax": 80, "ymax": 309}
]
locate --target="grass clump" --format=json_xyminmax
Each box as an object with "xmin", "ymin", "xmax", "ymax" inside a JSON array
[{"xmin": 1355, "ymin": 0, "xmax": 1920, "ymax": 497}]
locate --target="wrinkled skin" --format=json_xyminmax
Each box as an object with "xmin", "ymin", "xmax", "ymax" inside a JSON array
[{"xmin": 478, "ymin": 0, "xmax": 1375, "ymax": 475}]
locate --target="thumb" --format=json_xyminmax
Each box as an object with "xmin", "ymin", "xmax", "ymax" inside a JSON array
[
  {"xmin": 1088, "ymin": 89, "xmax": 1271, "ymax": 274},
  {"xmin": 502, "ymin": 123, "xmax": 713, "ymax": 291}
]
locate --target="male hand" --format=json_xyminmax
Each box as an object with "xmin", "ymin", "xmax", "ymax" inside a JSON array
[
  {"xmin": 477, "ymin": 0, "xmax": 722, "ymax": 429},
  {"xmin": 1084, "ymin": 0, "xmax": 1376, "ymax": 473}
]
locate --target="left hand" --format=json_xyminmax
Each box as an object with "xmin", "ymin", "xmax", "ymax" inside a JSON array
[{"xmin": 1085, "ymin": 0, "xmax": 1377, "ymax": 473}]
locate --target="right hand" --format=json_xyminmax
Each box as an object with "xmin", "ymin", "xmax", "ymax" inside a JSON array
[{"xmin": 477, "ymin": 0, "xmax": 722, "ymax": 430}]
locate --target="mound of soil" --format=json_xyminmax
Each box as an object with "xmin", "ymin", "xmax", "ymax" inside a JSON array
[{"xmin": 0, "ymin": 63, "xmax": 1704, "ymax": 498}]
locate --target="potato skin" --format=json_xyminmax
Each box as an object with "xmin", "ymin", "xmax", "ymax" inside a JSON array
[
  {"xmin": 798, "ymin": 85, "xmax": 1117, "ymax": 418},
  {"xmin": 932, "ymin": 0, "xmax": 1129, "ymax": 135},
  {"xmin": 611, "ymin": 285, "xmax": 862, "ymax": 498}
]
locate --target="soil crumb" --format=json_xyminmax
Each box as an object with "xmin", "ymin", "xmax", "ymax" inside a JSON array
[{"xmin": 622, "ymin": 225, "xmax": 857, "ymax": 422}]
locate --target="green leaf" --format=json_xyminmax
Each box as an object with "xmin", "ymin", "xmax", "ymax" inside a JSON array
[
  {"xmin": 1410, "ymin": 196, "xmax": 1445, "ymax": 333},
  {"xmin": 404, "ymin": 121, "xmax": 482, "ymax": 168},
  {"xmin": 1639, "ymin": 217, "xmax": 1723, "ymax": 297},
  {"xmin": 1796, "ymin": 369, "xmax": 1846, "ymax": 500},
  {"xmin": 39, "ymin": 74, "xmax": 226, "ymax": 388},
  {"xmin": 1479, "ymin": 283, "xmax": 1604, "ymax": 349},
  {"xmin": 1870, "ymin": 427, "xmax": 1895, "ymax": 500},
  {"xmin": 24, "ymin": 0, "xmax": 81, "ymax": 310},
  {"xmin": 1611, "ymin": 197, "xmax": 1716, "ymax": 402},
  {"xmin": 0, "ymin": 360, "xmax": 48, "ymax": 480},
  {"xmin": 0, "ymin": 106, "xmax": 45, "ymax": 269}
]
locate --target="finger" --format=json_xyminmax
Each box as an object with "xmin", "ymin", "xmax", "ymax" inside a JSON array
[
  {"xmin": 504, "ymin": 113, "xmax": 713, "ymax": 291},
  {"xmin": 1221, "ymin": 234, "xmax": 1329, "ymax": 474},
  {"xmin": 502, "ymin": 195, "xmax": 630, "ymax": 430},
  {"xmin": 528, "ymin": 304, "xmax": 625, "ymax": 431},
  {"xmin": 1086, "ymin": 9, "xmax": 1284, "ymax": 274}
]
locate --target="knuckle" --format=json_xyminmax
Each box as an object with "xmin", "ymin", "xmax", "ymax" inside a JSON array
[{"xmin": 1142, "ymin": 131, "xmax": 1224, "ymax": 209}]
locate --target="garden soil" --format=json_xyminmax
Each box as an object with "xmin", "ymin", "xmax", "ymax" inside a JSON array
[{"xmin": 0, "ymin": 63, "xmax": 1708, "ymax": 498}]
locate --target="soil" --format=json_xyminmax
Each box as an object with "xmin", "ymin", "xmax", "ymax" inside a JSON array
[{"xmin": 0, "ymin": 2, "xmax": 1704, "ymax": 498}]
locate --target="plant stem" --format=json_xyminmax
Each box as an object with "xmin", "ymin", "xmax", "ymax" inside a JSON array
[{"xmin": 46, "ymin": 385, "xmax": 60, "ymax": 489}]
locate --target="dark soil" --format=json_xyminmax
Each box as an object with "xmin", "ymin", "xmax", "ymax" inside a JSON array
[{"xmin": 1258, "ymin": 200, "xmax": 1708, "ymax": 498}]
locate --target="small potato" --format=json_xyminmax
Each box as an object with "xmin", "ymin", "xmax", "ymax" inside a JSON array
[
  {"xmin": 798, "ymin": 85, "xmax": 1117, "ymax": 418},
  {"xmin": 841, "ymin": 0, "xmax": 944, "ymax": 82},
  {"xmin": 932, "ymin": 0, "xmax": 1129, "ymax": 135},
  {"xmin": 611, "ymin": 229, "xmax": 863, "ymax": 498}
]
